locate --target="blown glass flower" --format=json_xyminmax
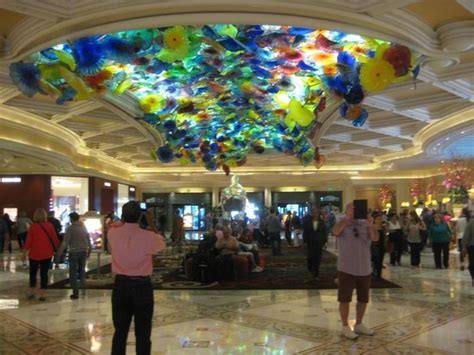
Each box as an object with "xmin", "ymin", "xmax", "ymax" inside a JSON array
[
  {"xmin": 159, "ymin": 26, "xmax": 190, "ymax": 63},
  {"xmin": 360, "ymin": 57, "xmax": 395, "ymax": 92},
  {"xmin": 139, "ymin": 94, "xmax": 165, "ymax": 113},
  {"xmin": 9, "ymin": 63, "xmax": 41, "ymax": 97},
  {"xmin": 156, "ymin": 145, "xmax": 174, "ymax": 163},
  {"xmin": 382, "ymin": 45, "xmax": 411, "ymax": 77},
  {"xmin": 72, "ymin": 37, "xmax": 105, "ymax": 75}
]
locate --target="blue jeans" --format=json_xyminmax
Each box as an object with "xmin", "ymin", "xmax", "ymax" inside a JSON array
[
  {"xmin": 112, "ymin": 276, "xmax": 154, "ymax": 355},
  {"xmin": 68, "ymin": 251, "xmax": 87, "ymax": 295},
  {"xmin": 269, "ymin": 232, "xmax": 281, "ymax": 255}
]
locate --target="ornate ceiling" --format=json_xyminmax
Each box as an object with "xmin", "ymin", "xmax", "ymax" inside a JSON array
[{"xmin": 0, "ymin": 0, "xmax": 473, "ymax": 190}]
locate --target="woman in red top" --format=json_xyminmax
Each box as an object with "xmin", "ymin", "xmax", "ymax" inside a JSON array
[{"xmin": 23, "ymin": 208, "xmax": 59, "ymax": 301}]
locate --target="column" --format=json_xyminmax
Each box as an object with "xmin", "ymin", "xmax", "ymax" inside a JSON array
[
  {"xmin": 264, "ymin": 187, "xmax": 272, "ymax": 207},
  {"xmin": 396, "ymin": 181, "xmax": 410, "ymax": 213},
  {"xmin": 343, "ymin": 180, "xmax": 354, "ymax": 209},
  {"xmin": 212, "ymin": 187, "xmax": 220, "ymax": 207}
]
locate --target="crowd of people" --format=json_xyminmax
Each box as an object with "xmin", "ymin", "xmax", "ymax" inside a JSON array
[{"xmin": 1, "ymin": 201, "xmax": 473, "ymax": 350}]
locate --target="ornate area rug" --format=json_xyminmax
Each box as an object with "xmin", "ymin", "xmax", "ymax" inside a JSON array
[{"xmin": 49, "ymin": 247, "xmax": 401, "ymax": 290}]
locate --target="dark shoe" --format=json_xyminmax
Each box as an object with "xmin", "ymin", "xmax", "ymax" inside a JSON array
[
  {"xmin": 27, "ymin": 294, "xmax": 35, "ymax": 300},
  {"xmin": 461, "ymin": 265, "xmax": 465, "ymax": 271},
  {"xmin": 70, "ymin": 294, "xmax": 79, "ymax": 300},
  {"xmin": 38, "ymin": 297, "xmax": 46, "ymax": 302},
  {"xmin": 314, "ymin": 276, "xmax": 320, "ymax": 282}
]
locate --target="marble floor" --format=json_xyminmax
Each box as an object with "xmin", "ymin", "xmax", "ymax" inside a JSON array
[{"xmin": 0, "ymin": 239, "xmax": 473, "ymax": 354}]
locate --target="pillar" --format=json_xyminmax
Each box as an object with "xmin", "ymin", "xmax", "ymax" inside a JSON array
[
  {"xmin": 396, "ymin": 181, "xmax": 410, "ymax": 213},
  {"xmin": 264, "ymin": 187, "xmax": 272, "ymax": 207},
  {"xmin": 212, "ymin": 187, "xmax": 220, "ymax": 207},
  {"xmin": 343, "ymin": 180, "xmax": 354, "ymax": 209}
]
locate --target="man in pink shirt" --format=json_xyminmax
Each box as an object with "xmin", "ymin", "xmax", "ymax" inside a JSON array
[{"xmin": 108, "ymin": 201, "xmax": 166, "ymax": 355}]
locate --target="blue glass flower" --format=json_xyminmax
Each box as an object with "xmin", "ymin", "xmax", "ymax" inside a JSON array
[
  {"xmin": 9, "ymin": 63, "xmax": 41, "ymax": 97},
  {"xmin": 344, "ymin": 84, "xmax": 364, "ymax": 105},
  {"xmin": 104, "ymin": 37, "xmax": 136, "ymax": 63},
  {"xmin": 72, "ymin": 36, "xmax": 105, "ymax": 75},
  {"xmin": 157, "ymin": 145, "xmax": 174, "ymax": 163},
  {"xmin": 206, "ymin": 161, "xmax": 218, "ymax": 171},
  {"xmin": 351, "ymin": 109, "xmax": 368, "ymax": 127},
  {"xmin": 163, "ymin": 120, "xmax": 177, "ymax": 132}
]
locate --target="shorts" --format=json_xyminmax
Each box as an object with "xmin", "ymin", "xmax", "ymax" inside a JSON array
[{"xmin": 337, "ymin": 271, "xmax": 371, "ymax": 303}]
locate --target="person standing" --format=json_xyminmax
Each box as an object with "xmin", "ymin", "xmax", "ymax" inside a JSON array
[
  {"xmin": 266, "ymin": 208, "xmax": 282, "ymax": 256},
  {"xmin": 3, "ymin": 213, "xmax": 13, "ymax": 253},
  {"xmin": 108, "ymin": 201, "xmax": 166, "ymax": 355},
  {"xmin": 303, "ymin": 208, "xmax": 328, "ymax": 281},
  {"xmin": 406, "ymin": 211, "xmax": 426, "ymax": 267},
  {"xmin": 388, "ymin": 214, "xmax": 404, "ymax": 266},
  {"xmin": 23, "ymin": 208, "xmax": 59, "ymax": 301},
  {"xmin": 461, "ymin": 216, "xmax": 474, "ymax": 288},
  {"xmin": 56, "ymin": 212, "xmax": 92, "ymax": 299},
  {"xmin": 47, "ymin": 211, "xmax": 62, "ymax": 236},
  {"xmin": 16, "ymin": 212, "xmax": 32, "ymax": 250},
  {"xmin": 455, "ymin": 208, "xmax": 470, "ymax": 271},
  {"xmin": 428, "ymin": 214, "xmax": 452, "ymax": 269},
  {"xmin": 170, "ymin": 209, "xmax": 184, "ymax": 251},
  {"xmin": 284, "ymin": 211, "xmax": 293, "ymax": 246},
  {"xmin": 332, "ymin": 203, "xmax": 377, "ymax": 340},
  {"xmin": 371, "ymin": 214, "xmax": 387, "ymax": 279},
  {"xmin": 0, "ymin": 217, "xmax": 9, "ymax": 253}
]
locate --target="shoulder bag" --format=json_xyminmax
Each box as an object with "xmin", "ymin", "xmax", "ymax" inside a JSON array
[{"xmin": 37, "ymin": 222, "xmax": 57, "ymax": 252}]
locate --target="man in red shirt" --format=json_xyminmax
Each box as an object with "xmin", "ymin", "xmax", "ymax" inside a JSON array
[{"xmin": 108, "ymin": 201, "xmax": 166, "ymax": 355}]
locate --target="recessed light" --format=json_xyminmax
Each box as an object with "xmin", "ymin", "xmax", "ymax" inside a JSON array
[
  {"xmin": 460, "ymin": 131, "xmax": 465, "ymax": 134},
  {"xmin": 437, "ymin": 143, "xmax": 441, "ymax": 146},
  {"xmin": 445, "ymin": 137, "xmax": 449, "ymax": 141}
]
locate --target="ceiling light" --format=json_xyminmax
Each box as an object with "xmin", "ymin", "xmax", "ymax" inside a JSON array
[{"xmin": 1, "ymin": 177, "xmax": 21, "ymax": 183}]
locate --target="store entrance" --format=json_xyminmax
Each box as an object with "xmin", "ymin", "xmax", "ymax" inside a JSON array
[
  {"xmin": 277, "ymin": 204, "xmax": 309, "ymax": 219},
  {"xmin": 175, "ymin": 204, "xmax": 206, "ymax": 231}
]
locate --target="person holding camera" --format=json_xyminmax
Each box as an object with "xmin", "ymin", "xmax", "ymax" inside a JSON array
[
  {"xmin": 108, "ymin": 201, "xmax": 166, "ymax": 355},
  {"xmin": 333, "ymin": 202, "xmax": 377, "ymax": 340}
]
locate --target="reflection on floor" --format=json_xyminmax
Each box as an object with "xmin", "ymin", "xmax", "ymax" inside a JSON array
[{"xmin": 0, "ymin": 237, "xmax": 473, "ymax": 354}]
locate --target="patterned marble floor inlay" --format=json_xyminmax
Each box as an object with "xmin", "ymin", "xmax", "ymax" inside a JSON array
[{"xmin": 0, "ymin": 245, "xmax": 473, "ymax": 354}]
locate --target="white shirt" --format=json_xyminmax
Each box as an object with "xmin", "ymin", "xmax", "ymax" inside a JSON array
[
  {"xmin": 455, "ymin": 217, "xmax": 467, "ymax": 239},
  {"xmin": 313, "ymin": 221, "xmax": 319, "ymax": 231}
]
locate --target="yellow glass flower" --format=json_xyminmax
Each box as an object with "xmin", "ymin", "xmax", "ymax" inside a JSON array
[
  {"xmin": 159, "ymin": 26, "xmax": 190, "ymax": 63},
  {"xmin": 284, "ymin": 99, "xmax": 314, "ymax": 129},
  {"xmin": 360, "ymin": 57, "xmax": 395, "ymax": 93},
  {"xmin": 139, "ymin": 94, "xmax": 165, "ymax": 113}
]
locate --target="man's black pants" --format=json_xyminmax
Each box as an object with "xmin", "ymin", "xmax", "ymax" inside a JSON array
[
  {"xmin": 307, "ymin": 239, "xmax": 323, "ymax": 277},
  {"xmin": 112, "ymin": 275, "xmax": 154, "ymax": 355}
]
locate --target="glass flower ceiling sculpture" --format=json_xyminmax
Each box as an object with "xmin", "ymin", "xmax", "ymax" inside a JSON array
[{"xmin": 10, "ymin": 25, "xmax": 419, "ymax": 174}]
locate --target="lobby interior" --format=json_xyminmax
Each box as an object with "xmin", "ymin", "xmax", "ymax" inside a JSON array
[{"xmin": 0, "ymin": 0, "xmax": 473, "ymax": 354}]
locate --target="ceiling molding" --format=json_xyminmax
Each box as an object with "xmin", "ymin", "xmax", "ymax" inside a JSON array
[
  {"xmin": 456, "ymin": 0, "xmax": 474, "ymax": 13},
  {"xmin": 0, "ymin": 0, "xmax": 468, "ymax": 63},
  {"xmin": 437, "ymin": 20, "xmax": 474, "ymax": 52},
  {"xmin": 0, "ymin": 104, "xmax": 135, "ymax": 180},
  {"xmin": 96, "ymin": 97, "xmax": 164, "ymax": 147},
  {"xmin": 373, "ymin": 107, "xmax": 474, "ymax": 166}
]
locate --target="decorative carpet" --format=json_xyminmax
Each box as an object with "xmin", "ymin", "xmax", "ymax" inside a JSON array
[{"xmin": 49, "ymin": 246, "xmax": 401, "ymax": 290}]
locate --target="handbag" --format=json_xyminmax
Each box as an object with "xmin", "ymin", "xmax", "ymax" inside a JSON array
[{"xmin": 37, "ymin": 223, "xmax": 57, "ymax": 252}]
